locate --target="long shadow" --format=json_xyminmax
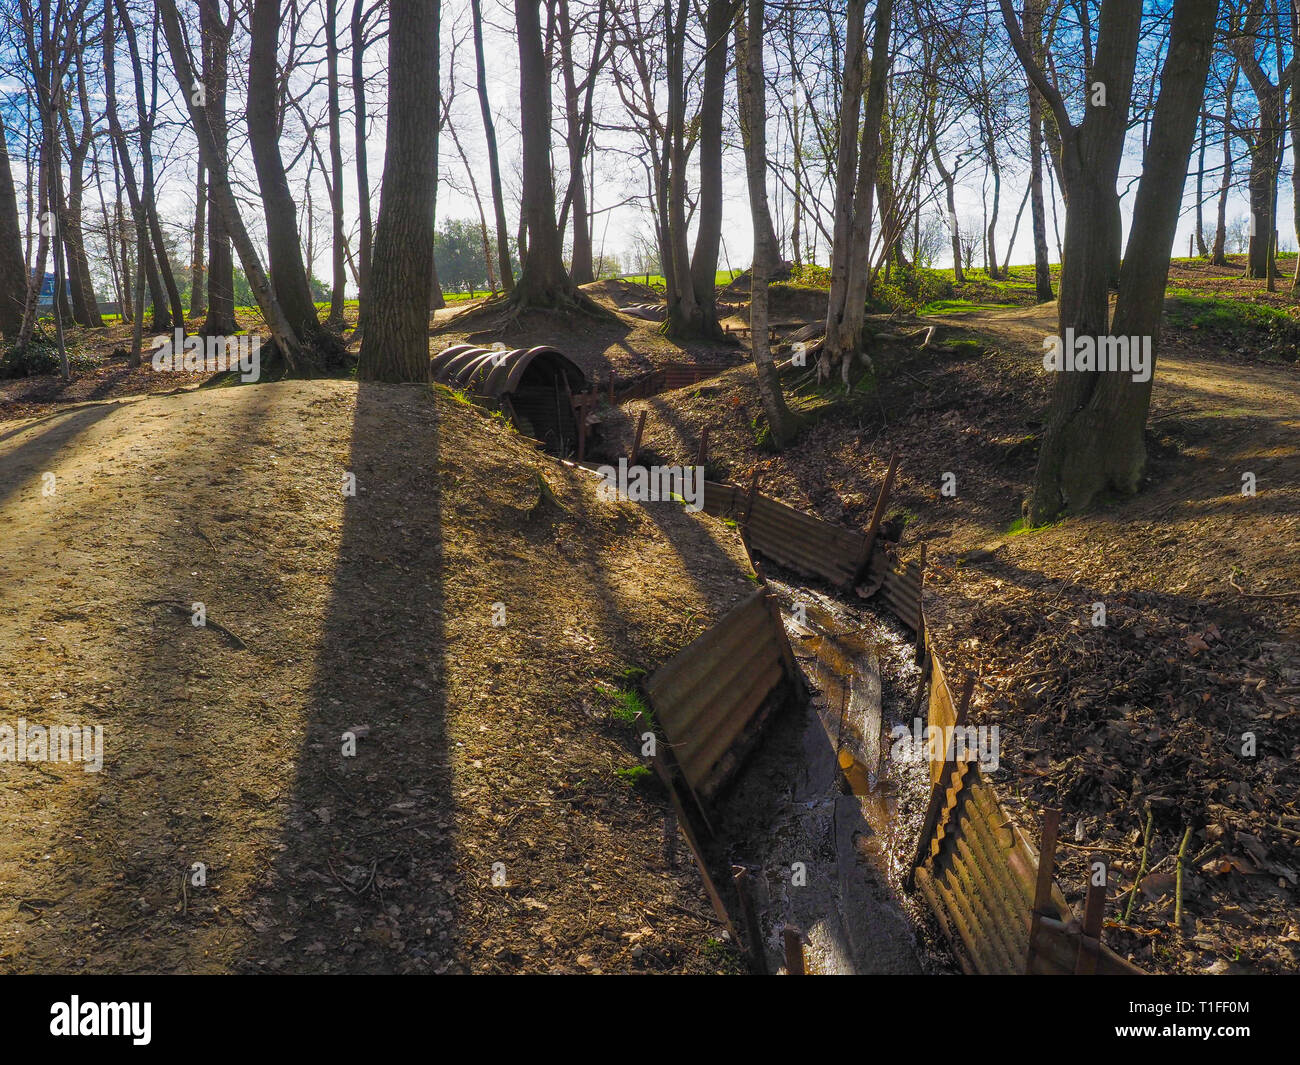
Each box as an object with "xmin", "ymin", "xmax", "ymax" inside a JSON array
[
  {"xmin": 0, "ymin": 403, "xmax": 122, "ymax": 510},
  {"xmin": 238, "ymin": 380, "xmax": 454, "ymax": 973}
]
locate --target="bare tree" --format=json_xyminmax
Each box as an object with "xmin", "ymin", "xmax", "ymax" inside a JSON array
[
  {"xmin": 1001, "ymin": 0, "xmax": 1218, "ymax": 522},
  {"xmin": 738, "ymin": 0, "xmax": 795, "ymax": 446}
]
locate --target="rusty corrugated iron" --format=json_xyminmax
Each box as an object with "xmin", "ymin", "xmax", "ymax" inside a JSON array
[
  {"xmin": 430, "ymin": 344, "xmax": 585, "ymax": 398},
  {"xmin": 647, "ymin": 588, "xmax": 796, "ymax": 804},
  {"xmin": 621, "ymin": 302, "xmax": 667, "ymax": 321},
  {"xmin": 431, "ymin": 344, "xmax": 587, "ymax": 455},
  {"xmin": 702, "ymin": 480, "xmax": 739, "ymax": 518},
  {"xmin": 744, "ymin": 494, "xmax": 865, "ymax": 587},
  {"xmin": 910, "ymin": 643, "xmax": 1145, "ymax": 975}
]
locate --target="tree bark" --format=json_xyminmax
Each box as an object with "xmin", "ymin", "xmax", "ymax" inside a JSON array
[
  {"xmin": 1025, "ymin": 0, "xmax": 1053, "ymax": 301},
  {"xmin": 118, "ymin": 0, "xmax": 183, "ymax": 331},
  {"xmin": 350, "ymin": 0, "xmax": 374, "ymax": 311},
  {"xmin": 828, "ymin": 0, "xmax": 893, "ymax": 383},
  {"xmin": 325, "ymin": 0, "xmax": 347, "ymax": 326},
  {"xmin": 158, "ymin": 0, "xmax": 306, "ymax": 370},
  {"xmin": 190, "ymin": 159, "xmax": 207, "ymax": 319},
  {"xmin": 511, "ymin": 0, "xmax": 575, "ymax": 307},
  {"xmin": 249, "ymin": 0, "xmax": 329, "ymax": 346},
  {"xmin": 1211, "ymin": 64, "xmax": 1237, "ymax": 265},
  {"xmin": 685, "ymin": 0, "xmax": 732, "ymax": 340},
  {"xmin": 471, "ymin": 0, "xmax": 514, "ymax": 294},
  {"xmin": 0, "ymin": 108, "xmax": 27, "ymax": 338},
  {"xmin": 357, "ymin": 0, "xmax": 440, "ymax": 380},
  {"xmin": 1291, "ymin": 0, "xmax": 1299, "ymax": 294},
  {"xmin": 739, "ymin": 0, "xmax": 795, "ymax": 447},
  {"xmin": 823, "ymin": 0, "xmax": 866, "ymax": 364},
  {"xmin": 1001, "ymin": 0, "xmax": 1214, "ymax": 522},
  {"xmin": 200, "ymin": 0, "xmax": 237, "ymax": 335},
  {"xmin": 1229, "ymin": 1, "xmax": 1284, "ymax": 280}
]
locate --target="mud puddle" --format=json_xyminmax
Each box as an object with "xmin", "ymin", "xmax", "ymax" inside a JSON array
[{"xmin": 712, "ymin": 575, "xmax": 957, "ymax": 974}]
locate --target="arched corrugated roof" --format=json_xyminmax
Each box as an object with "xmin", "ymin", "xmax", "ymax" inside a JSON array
[{"xmin": 429, "ymin": 345, "xmax": 585, "ymax": 399}]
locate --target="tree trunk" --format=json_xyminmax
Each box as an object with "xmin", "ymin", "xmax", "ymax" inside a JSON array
[
  {"xmin": 1010, "ymin": 0, "xmax": 1214, "ymax": 523},
  {"xmin": 0, "ymin": 108, "xmax": 27, "ymax": 338},
  {"xmin": 61, "ymin": 126, "xmax": 103, "ymax": 327},
  {"xmin": 350, "ymin": 0, "xmax": 374, "ymax": 311},
  {"xmin": 325, "ymin": 0, "xmax": 347, "ymax": 326},
  {"xmin": 685, "ymin": 0, "xmax": 732, "ymax": 340},
  {"xmin": 200, "ymin": 0, "xmax": 237, "ymax": 335},
  {"xmin": 117, "ymin": 0, "xmax": 183, "ymax": 332},
  {"xmin": 158, "ymin": 0, "xmax": 306, "ymax": 370},
  {"xmin": 1211, "ymin": 65, "xmax": 1237, "ymax": 265},
  {"xmin": 190, "ymin": 160, "xmax": 207, "ymax": 318},
  {"xmin": 1025, "ymin": 0, "xmax": 1053, "ymax": 301},
  {"xmin": 357, "ymin": 0, "xmax": 440, "ymax": 380},
  {"xmin": 1230, "ymin": 5, "xmax": 1284, "ymax": 281},
  {"xmin": 557, "ymin": 0, "xmax": 596, "ymax": 286},
  {"xmin": 739, "ymin": 0, "xmax": 795, "ymax": 448},
  {"xmin": 249, "ymin": 0, "xmax": 328, "ymax": 345},
  {"xmin": 664, "ymin": 0, "xmax": 700, "ymax": 336},
  {"xmin": 829, "ymin": 0, "xmax": 893, "ymax": 382},
  {"xmin": 511, "ymin": 0, "xmax": 575, "ymax": 307},
  {"xmin": 1194, "ymin": 108, "xmax": 1208, "ymax": 256},
  {"xmin": 823, "ymin": 0, "xmax": 866, "ymax": 362},
  {"xmin": 735, "ymin": 1, "xmax": 781, "ymax": 265},
  {"xmin": 1291, "ymin": 1, "xmax": 1299, "ymax": 294},
  {"xmin": 1078, "ymin": 0, "xmax": 1218, "ymax": 503},
  {"xmin": 471, "ymin": 0, "xmax": 514, "ymax": 294}
]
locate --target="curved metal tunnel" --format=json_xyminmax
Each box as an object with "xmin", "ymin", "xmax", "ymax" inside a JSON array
[{"xmin": 430, "ymin": 344, "xmax": 588, "ymax": 456}]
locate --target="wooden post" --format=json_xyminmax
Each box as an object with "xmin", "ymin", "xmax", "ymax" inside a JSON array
[
  {"xmin": 1075, "ymin": 853, "xmax": 1108, "ymax": 975},
  {"xmin": 743, "ymin": 469, "xmax": 759, "ymax": 525},
  {"xmin": 1025, "ymin": 807, "xmax": 1061, "ymax": 974},
  {"xmin": 609, "ymin": 372, "xmax": 615, "ymax": 402},
  {"xmin": 854, "ymin": 450, "xmax": 899, "ymax": 584},
  {"xmin": 696, "ymin": 425, "xmax": 710, "ymax": 468},
  {"xmin": 629, "ymin": 410, "xmax": 647, "ymax": 467},
  {"xmin": 782, "ymin": 926, "xmax": 805, "ymax": 975},
  {"xmin": 732, "ymin": 865, "xmax": 768, "ymax": 975},
  {"xmin": 915, "ymin": 543, "xmax": 928, "ymax": 663},
  {"xmin": 574, "ymin": 395, "xmax": 589, "ymax": 461}
]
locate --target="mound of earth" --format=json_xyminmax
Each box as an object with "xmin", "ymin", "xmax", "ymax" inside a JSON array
[
  {"xmin": 579, "ymin": 278, "xmax": 663, "ymax": 304},
  {"xmin": 0, "ymin": 378, "xmax": 757, "ymax": 974},
  {"xmin": 430, "ymin": 298, "xmax": 743, "ymax": 389}
]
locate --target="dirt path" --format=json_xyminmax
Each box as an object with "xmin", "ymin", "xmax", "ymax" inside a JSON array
[{"xmin": 0, "ymin": 380, "xmax": 759, "ymax": 974}]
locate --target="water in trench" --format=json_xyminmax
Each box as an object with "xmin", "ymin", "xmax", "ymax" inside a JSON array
[{"xmin": 712, "ymin": 576, "xmax": 958, "ymax": 975}]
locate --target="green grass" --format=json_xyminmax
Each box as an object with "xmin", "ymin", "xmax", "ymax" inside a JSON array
[
  {"xmin": 614, "ymin": 764, "xmax": 653, "ymax": 787},
  {"xmin": 1005, "ymin": 516, "xmax": 1062, "ymax": 537},
  {"xmin": 919, "ymin": 298, "xmax": 1017, "ymax": 315},
  {"xmin": 617, "ymin": 269, "xmax": 742, "ymax": 289},
  {"xmin": 1165, "ymin": 294, "xmax": 1296, "ymax": 333},
  {"xmin": 606, "ymin": 685, "xmax": 652, "ymax": 728}
]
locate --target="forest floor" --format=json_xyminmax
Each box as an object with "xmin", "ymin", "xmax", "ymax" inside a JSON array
[
  {"xmin": 0, "ymin": 379, "xmax": 762, "ymax": 974},
  {"xmin": 0, "ymin": 255, "xmax": 1296, "ymax": 975},
  {"xmin": 595, "ymin": 278, "xmax": 1299, "ymax": 975}
]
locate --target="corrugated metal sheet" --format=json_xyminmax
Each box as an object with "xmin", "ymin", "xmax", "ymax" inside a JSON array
[
  {"xmin": 744, "ymin": 494, "xmax": 865, "ymax": 587},
  {"xmin": 702, "ymin": 480, "xmax": 739, "ymax": 518},
  {"xmin": 913, "ymin": 649, "xmax": 1145, "ymax": 975},
  {"xmin": 648, "ymin": 589, "xmax": 792, "ymax": 802},
  {"xmin": 621, "ymin": 303, "xmax": 667, "ymax": 321},
  {"xmin": 431, "ymin": 345, "xmax": 586, "ymax": 455},
  {"xmin": 430, "ymin": 344, "xmax": 585, "ymax": 398}
]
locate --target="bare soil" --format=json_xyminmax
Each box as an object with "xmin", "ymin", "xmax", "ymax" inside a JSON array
[{"xmin": 0, "ymin": 379, "xmax": 759, "ymax": 974}]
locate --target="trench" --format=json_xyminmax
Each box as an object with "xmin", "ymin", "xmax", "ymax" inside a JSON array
[{"xmin": 709, "ymin": 572, "xmax": 958, "ymax": 974}]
